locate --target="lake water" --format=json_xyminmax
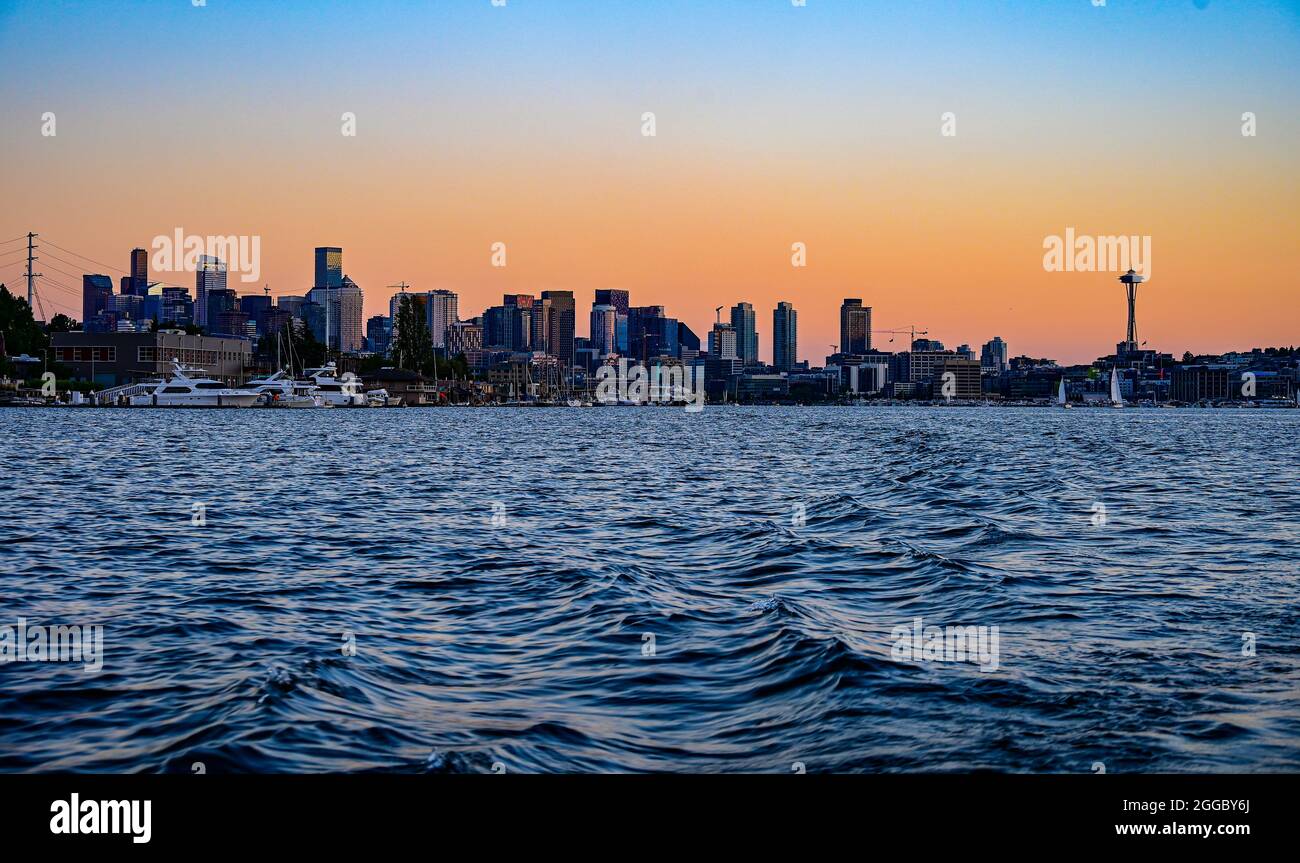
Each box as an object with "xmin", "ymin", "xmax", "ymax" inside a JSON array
[{"xmin": 2, "ymin": 406, "xmax": 1297, "ymax": 773}]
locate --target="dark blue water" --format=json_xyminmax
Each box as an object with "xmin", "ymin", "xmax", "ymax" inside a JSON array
[{"xmin": 2, "ymin": 406, "xmax": 1297, "ymax": 773}]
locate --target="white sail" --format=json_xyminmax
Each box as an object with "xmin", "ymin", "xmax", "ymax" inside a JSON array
[
  {"xmin": 1109, "ymin": 369, "xmax": 1124, "ymax": 406},
  {"xmin": 1057, "ymin": 378, "xmax": 1067, "ymax": 406}
]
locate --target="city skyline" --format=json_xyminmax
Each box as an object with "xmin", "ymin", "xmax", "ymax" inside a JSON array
[{"xmin": 2, "ymin": 0, "xmax": 1298, "ymax": 365}]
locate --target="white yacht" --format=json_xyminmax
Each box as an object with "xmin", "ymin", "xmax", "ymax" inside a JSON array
[
  {"xmin": 303, "ymin": 363, "xmax": 367, "ymax": 407},
  {"xmin": 129, "ymin": 361, "xmax": 261, "ymax": 408},
  {"xmin": 244, "ymin": 370, "xmax": 322, "ymax": 408}
]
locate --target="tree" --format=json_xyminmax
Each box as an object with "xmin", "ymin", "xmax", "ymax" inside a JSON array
[
  {"xmin": 46, "ymin": 313, "xmax": 80, "ymax": 332},
  {"xmin": 392, "ymin": 295, "xmax": 435, "ymax": 374},
  {"xmin": 0, "ymin": 283, "xmax": 48, "ymax": 357}
]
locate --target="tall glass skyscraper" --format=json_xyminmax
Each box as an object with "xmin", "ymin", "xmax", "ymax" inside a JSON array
[
  {"xmin": 314, "ymin": 247, "xmax": 343, "ymax": 289},
  {"xmin": 730, "ymin": 302, "xmax": 758, "ymax": 366},
  {"xmin": 194, "ymin": 256, "xmax": 227, "ymax": 328},
  {"xmin": 81, "ymin": 274, "xmax": 113, "ymax": 329},
  {"xmin": 773, "ymin": 301, "xmax": 797, "ymax": 371},
  {"xmin": 590, "ymin": 304, "xmax": 618, "ymax": 356}
]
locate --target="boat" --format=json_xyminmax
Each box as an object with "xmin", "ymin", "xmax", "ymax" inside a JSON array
[
  {"xmin": 302, "ymin": 363, "xmax": 367, "ymax": 407},
  {"xmin": 128, "ymin": 360, "xmax": 261, "ymax": 407},
  {"xmin": 364, "ymin": 388, "xmax": 402, "ymax": 407},
  {"xmin": 1056, "ymin": 377, "xmax": 1071, "ymax": 409},
  {"xmin": 1109, "ymin": 368, "xmax": 1125, "ymax": 409},
  {"xmin": 244, "ymin": 370, "xmax": 322, "ymax": 408}
]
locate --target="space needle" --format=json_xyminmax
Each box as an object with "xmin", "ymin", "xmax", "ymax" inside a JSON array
[{"xmin": 1117, "ymin": 268, "xmax": 1145, "ymax": 358}]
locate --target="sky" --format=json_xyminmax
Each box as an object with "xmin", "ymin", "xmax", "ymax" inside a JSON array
[{"xmin": 1, "ymin": 0, "xmax": 1297, "ymax": 365}]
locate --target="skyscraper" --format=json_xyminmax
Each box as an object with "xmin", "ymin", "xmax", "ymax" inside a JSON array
[
  {"xmin": 594, "ymin": 289, "xmax": 630, "ymax": 316},
  {"xmin": 981, "ymin": 337, "xmax": 1009, "ymax": 373},
  {"xmin": 130, "ymin": 248, "xmax": 149, "ymax": 296},
  {"xmin": 81, "ymin": 274, "xmax": 113, "ymax": 329},
  {"xmin": 730, "ymin": 302, "xmax": 758, "ymax": 366},
  {"xmin": 709, "ymin": 322, "xmax": 737, "ymax": 360},
  {"xmin": 840, "ymin": 299, "xmax": 871, "ymax": 354},
  {"xmin": 590, "ymin": 304, "xmax": 618, "ymax": 356},
  {"xmin": 314, "ymin": 247, "xmax": 343, "ymax": 290},
  {"xmin": 773, "ymin": 302, "xmax": 797, "ymax": 371},
  {"xmin": 541, "ymin": 290, "xmax": 575, "ymax": 368},
  {"xmin": 426, "ymin": 289, "xmax": 459, "ymax": 349},
  {"xmin": 194, "ymin": 255, "xmax": 227, "ymax": 328}
]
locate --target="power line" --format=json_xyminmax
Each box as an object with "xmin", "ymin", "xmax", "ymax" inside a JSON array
[{"xmin": 40, "ymin": 237, "xmax": 131, "ymax": 275}]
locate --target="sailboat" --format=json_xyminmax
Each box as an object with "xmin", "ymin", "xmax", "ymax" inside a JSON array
[
  {"xmin": 1109, "ymin": 368, "xmax": 1125, "ymax": 409},
  {"xmin": 1056, "ymin": 377, "xmax": 1070, "ymax": 409}
]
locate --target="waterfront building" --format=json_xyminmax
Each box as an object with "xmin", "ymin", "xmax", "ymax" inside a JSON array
[
  {"xmin": 839, "ymin": 299, "xmax": 871, "ymax": 354},
  {"xmin": 934, "ymin": 357, "xmax": 983, "ymax": 399},
  {"xmin": 51, "ymin": 330, "xmax": 252, "ymax": 386},
  {"xmin": 772, "ymin": 301, "xmax": 797, "ymax": 372},
  {"xmin": 733, "ymin": 373, "xmax": 789, "ymax": 401},
  {"xmin": 1171, "ymin": 365, "xmax": 1233, "ymax": 402}
]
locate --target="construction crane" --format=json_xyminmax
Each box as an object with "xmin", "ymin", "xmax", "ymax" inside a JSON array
[
  {"xmin": 714, "ymin": 306, "xmax": 724, "ymax": 325},
  {"xmin": 871, "ymin": 326, "xmax": 929, "ymax": 348}
]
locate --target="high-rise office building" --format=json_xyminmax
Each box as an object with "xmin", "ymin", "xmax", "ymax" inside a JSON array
[
  {"xmin": 590, "ymin": 304, "xmax": 618, "ymax": 356},
  {"xmin": 194, "ymin": 256, "xmax": 227, "ymax": 328},
  {"xmin": 314, "ymin": 247, "xmax": 343, "ymax": 290},
  {"xmin": 81, "ymin": 275, "xmax": 113, "ymax": 329},
  {"xmin": 426, "ymin": 289, "xmax": 459, "ymax": 349},
  {"xmin": 542, "ymin": 290, "xmax": 575, "ymax": 367},
  {"xmin": 709, "ymin": 322, "xmax": 737, "ymax": 360},
  {"xmin": 594, "ymin": 289, "xmax": 630, "ymax": 316},
  {"xmin": 240, "ymin": 294, "xmax": 273, "ymax": 336},
  {"xmin": 445, "ymin": 320, "xmax": 484, "ymax": 367},
  {"xmin": 306, "ymin": 275, "xmax": 364, "ymax": 351},
  {"xmin": 981, "ymin": 337, "xmax": 1009, "ymax": 373},
  {"xmin": 130, "ymin": 248, "xmax": 149, "ymax": 296},
  {"xmin": 773, "ymin": 301, "xmax": 797, "ymax": 371},
  {"xmin": 731, "ymin": 302, "xmax": 758, "ymax": 366},
  {"xmin": 840, "ymin": 299, "xmax": 871, "ymax": 354},
  {"xmin": 366, "ymin": 315, "xmax": 392, "ymax": 356},
  {"xmin": 205, "ymin": 288, "xmax": 239, "ymax": 335}
]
